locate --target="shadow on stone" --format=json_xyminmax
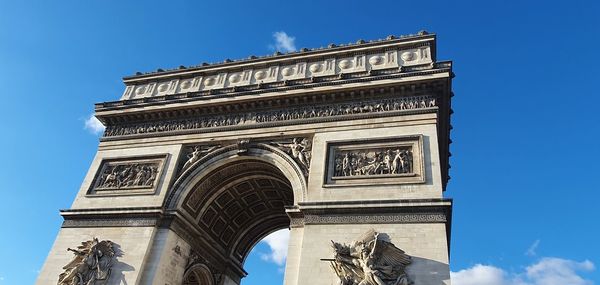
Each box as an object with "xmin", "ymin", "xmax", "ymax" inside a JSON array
[
  {"xmin": 407, "ymin": 256, "xmax": 451, "ymax": 284},
  {"xmin": 109, "ymin": 243, "xmax": 135, "ymax": 285}
]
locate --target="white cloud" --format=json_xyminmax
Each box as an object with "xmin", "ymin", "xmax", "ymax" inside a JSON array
[
  {"xmin": 451, "ymin": 264, "xmax": 508, "ymax": 285},
  {"xmin": 260, "ymin": 229, "xmax": 290, "ymax": 266},
  {"xmin": 524, "ymin": 258, "xmax": 594, "ymax": 285},
  {"xmin": 272, "ymin": 31, "xmax": 296, "ymax": 52},
  {"xmin": 451, "ymin": 258, "xmax": 595, "ymax": 285},
  {"xmin": 526, "ymin": 239, "xmax": 540, "ymax": 256},
  {"xmin": 84, "ymin": 113, "xmax": 105, "ymax": 135}
]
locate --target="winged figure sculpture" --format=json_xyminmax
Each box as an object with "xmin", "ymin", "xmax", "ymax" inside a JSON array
[
  {"xmin": 57, "ymin": 238, "xmax": 115, "ymax": 285},
  {"xmin": 328, "ymin": 229, "xmax": 412, "ymax": 285}
]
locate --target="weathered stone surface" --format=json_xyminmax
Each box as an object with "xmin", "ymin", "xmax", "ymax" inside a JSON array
[{"xmin": 38, "ymin": 32, "xmax": 453, "ymax": 285}]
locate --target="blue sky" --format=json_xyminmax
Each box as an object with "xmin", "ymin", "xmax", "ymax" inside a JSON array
[{"xmin": 1, "ymin": 1, "xmax": 599, "ymax": 284}]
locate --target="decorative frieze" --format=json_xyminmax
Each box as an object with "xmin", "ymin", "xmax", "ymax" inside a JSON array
[
  {"xmin": 103, "ymin": 95, "xmax": 436, "ymax": 138},
  {"xmin": 87, "ymin": 155, "xmax": 167, "ymax": 196},
  {"xmin": 62, "ymin": 218, "xmax": 158, "ymax": 228},
  {"xmin": 121, "ymin": 46, "xmax": 432, "ymax": 101},
  {"xmin": 304, "ymin": 213, "xmax": 447, "ymax": 224},
  {"xmin": 325, "ymin": 136, "xmax": 425, "ymax": 186}
]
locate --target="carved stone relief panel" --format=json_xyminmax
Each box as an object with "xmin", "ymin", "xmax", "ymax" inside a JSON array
[
  {"xmin": 119, "ymin": 43, "xmax": 436, "ymax": 100},
  {"xmin": 336, "ymin": 54, "xmax": 367, "ymax": 74},
  {"xmin": 132, "ymin": 82, "xmax": 157, "ymax": 99},
  {"xmin": 367, "ymin": 50, "xmax": 399, "ymax": 70},
  {"xmin": 176, "ymin": 76, "xmax": 203, "ymax": 94},
  {"xmin": 103, "ymin": 95, "xmax": 437, "ymax": 138},
  {"xmin": 201, "ymin": 73, "xmax": 227, "ymax": 90},
  {"xmin": 121, "ymin": 85, "xmax": 135, "ymax": 100},
  {"xmin": 251, "ymin": 66, "xmax": 279, "ymax": 84},
  {"xmin": 399, "ymin": 46, "xmax": 432, "ymax": 67},
  {"xmin": 279, "ymin": 62, "xmax": 307, "ymax": 80},
  {"xmin": 225, "ymin": 70, "xmax": 252, "ymax": 87},
  {"xmin": 87, "ymin": 154, "xmax": 167, "ymax": 196},
  {"xmin": 307, "ymin": 58, "xmax": 336, "ymax": 77},
  {"xmin": 154, "ymin": 79, "xmax": 179, "ymax": 96},
  {"xmin": 324, "ymin": 135, "xmax": 425, "ymax": 186}
]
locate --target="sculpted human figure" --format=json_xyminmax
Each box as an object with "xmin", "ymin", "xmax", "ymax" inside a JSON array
[
  {"xmin": 391, "ymin": 149, "xmax": 403, "ymax": 174},
  {"xmin": 383, "ymin": 150, "xmax": 393, "ymax": 174},
  {"xmin": 276, "ymin": 138, "xmax": 311, "ymax": 170},
  {"xmin": 58, "ymin": 238, "xmax": 115, "ymax": 285},
  {"xmin": 145, "ymin": 165, "xmax": 158, "ymax": 186},
  {"xmin": 342, "ymin": 153, "xmax": 352, "ymax": 176},
  {"xmin": 328, "ymin": 230, "xmax": 412, "ymax": 285},
  {"xmin": 182, "ymin": 145, "xmax": 220, "ymax": 171},
  {"xmin": 103, "ymin": 169, "xmax": 118, "ymax": 188}
]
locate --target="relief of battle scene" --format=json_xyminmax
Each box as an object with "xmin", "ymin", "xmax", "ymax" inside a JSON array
[
  {"xmin": 333, "ymin": 148, "xmax": 413, "ymax": 178},
  {"xmin": 95, "ymin": 163, "xmax": 158, "ymax": 189},
  {"xmin": 103, "ymin": 95, "xmax": 436, "ymax": 137},
  {"xmin": 90, "ymin": 156, "xmax": 165, "ymax": 194}
]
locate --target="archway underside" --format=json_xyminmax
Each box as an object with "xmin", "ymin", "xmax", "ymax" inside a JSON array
[{"xmin": 180, "ymin": 159, "xmax": 294, "ymax": 265}]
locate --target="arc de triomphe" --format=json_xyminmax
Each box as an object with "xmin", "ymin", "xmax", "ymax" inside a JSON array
[{"xmin": 37, "ymin": 32, "xmax": 454, "ymax": 285}]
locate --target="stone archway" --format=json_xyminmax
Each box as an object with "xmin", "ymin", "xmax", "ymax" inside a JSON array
[
  {"xmin": 165, "ymin": 143, "xmax": 305, "ymax": 284},
  {"xmin": 183, "ymin": 264, "xmax": 215, "ymax": 285},
  {"xmin": 37, "ymin": 34, "xmax": 454, "ymax": 285}
]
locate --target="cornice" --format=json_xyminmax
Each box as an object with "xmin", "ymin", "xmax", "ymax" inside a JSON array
[
  {"xmin": 60, "ymin": 206, "xmax": 165, "ymax": 228},
  {"xmin": 109, "ymin": 35, "xmax": 441, "ymax": 108},
  {"xmin": 96, "ymin": 62, "xmax": 451, "ymax": 114},
  {"xmin": 123, "ymin": 32, "xmax": 435, "ymax": 81}
]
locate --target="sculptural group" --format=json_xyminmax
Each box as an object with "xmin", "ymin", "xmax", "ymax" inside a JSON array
[
  {"xmin": 103, "ymin": 95, "xmax": 436, "ymax": 137},
  {"xmin": 95, "ymin": 163, "xmax": 158, "ymax": 190},
  {"xmin": 327, "ymin": 229, "xmax": 412, "ymax": 285},
  {"xmin": 58, "ymin": 238, "xmax": 115, "ymax": 285},
  {"xmin": 334, "ymin": 148, "xmax": 413, "ymax": 177}
]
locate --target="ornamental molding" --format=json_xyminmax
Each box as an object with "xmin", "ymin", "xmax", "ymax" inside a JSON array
[
  {"xmin": 102, "ymin": 95, "xmax": 437, "ymax": 139},
  {"xmin": 304, "ymin": 213, "xmax": 447, "ymax": 225},
  {"xmin": 60, "ymin": 206, "xmax": 164, "ymax": 228},
  {"xmin": 119, "ymin": 37, "xmax": 434, "ymax": 102},
  {"xmin": 287, "ymin": 201, "xmax": 451, "ymax": 228},
  {"xmin": 97, "ymin": 64, "xmax": 450, "ymax": 111},
  {"xmin": 287, "ymin": 212, "xmax": 448, "ymax": 228},
  {"xmin": 62, "ymin": 218, "xmax": 158, "ymax": 228}
]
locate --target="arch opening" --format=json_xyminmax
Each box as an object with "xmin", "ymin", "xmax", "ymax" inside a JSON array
[
  {"xmin": 183, "ymin": 264, "xmax": 214, "ymax": 285},
  {"xmin": 174, "ymin": 152, "xmax": 298, "ymax": 282},
  {"xmin": 242, "ymin": 228, "xmax": 290, "ymax": 285}
]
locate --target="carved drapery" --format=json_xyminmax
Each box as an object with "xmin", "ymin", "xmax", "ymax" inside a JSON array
[
  {"xmin": 57, "ymin": 238, "xmax": 116, "ymax": 285},
  {"xmin": 180, "ymin": 145, "xmax": 221, "ymax": 173},
  {"xmin": 326, "ymin": 229, "xmax": 412, "ymax": 285},
  {"xmin": 271, "ymin": 137, "xmax": 312, "ymax": 176}
]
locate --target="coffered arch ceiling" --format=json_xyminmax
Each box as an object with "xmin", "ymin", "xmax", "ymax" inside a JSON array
[{"xmin": 180, "ymin": 159, "xmax": 294, "ymax": 263}]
